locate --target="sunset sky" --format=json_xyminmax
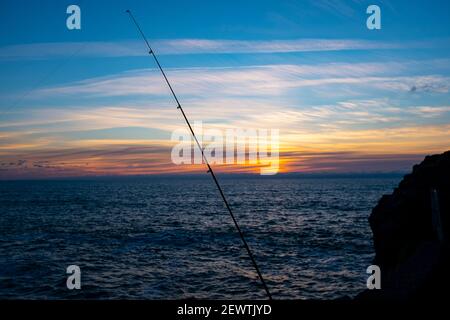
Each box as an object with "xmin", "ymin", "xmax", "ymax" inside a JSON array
[{"xmin": 1, "ymin": 0, "xmax": 450, "ymax": 178}]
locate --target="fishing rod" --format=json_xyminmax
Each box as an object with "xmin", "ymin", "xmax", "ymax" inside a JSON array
[{"xmin": 126, "ymin": 9, "xmax": 272, "ymax": 300}]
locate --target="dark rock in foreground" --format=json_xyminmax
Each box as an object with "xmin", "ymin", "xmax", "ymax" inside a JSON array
[{"xmin": 357, "ymin": 150, "xmax": 450, "ymax": 301}]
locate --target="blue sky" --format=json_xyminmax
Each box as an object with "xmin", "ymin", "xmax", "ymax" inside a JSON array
[{"xmin": 1, "ymin": 0, "xmax": 450, "ymax": 178}]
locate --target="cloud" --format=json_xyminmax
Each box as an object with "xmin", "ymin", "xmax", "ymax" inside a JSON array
[
  {"xmin": 2, "ymin": 99, "xmax": 450, "ymax": 150},
  {"xmin": 0, "ymin": 38, "xmax": 429, "ymax": 61},
  {"xmin": 0, "ymin": 141, "xmax": 179, "ymax": 179},
  {"xmin": 375, "ymin": 75, "xmax": 450, "ymax": 93},
  {"xmin": 310, "ymin": 0, "xmax": 359, "ymax": 18},
  {"xmin": 2, "ymin": 95, "xmax": 450, "ymax": 178},
  {"xmin": 281, "ymin": 150, "xmax": 427, "ymax": 173},
  {"xmin": 409, "ymin": 106, "xmax": 450, "ymax": 118},
  {"xmin": 2, "ymin": 122, "xmax": 449, "ymax": 179},
  {"xmin": 33, "ymin": 62, "xmax": 450, "ymax": 101},
  {"xmin": 309, "ymin": 0, "xmax": 396, "ymax": 18}
]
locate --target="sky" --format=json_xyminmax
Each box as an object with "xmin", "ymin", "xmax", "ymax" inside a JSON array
[{"xmin": 0, "ymin": 0, "xmax": 450, "ymax": 178}]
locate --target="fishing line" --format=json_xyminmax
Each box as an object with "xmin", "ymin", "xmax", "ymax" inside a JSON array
[{"xmin": 126, "ymin": 9, "xmax": 272, "ymax": 300}]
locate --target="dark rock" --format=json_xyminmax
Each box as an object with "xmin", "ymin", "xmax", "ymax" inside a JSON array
[{"xmin": 356, "ymin": 151, "xmax": 450, "ymax": 301}]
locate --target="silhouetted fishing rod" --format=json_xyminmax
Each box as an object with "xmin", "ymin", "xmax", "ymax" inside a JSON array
[{"xmin": 126, "ymin": 9, "xmax": 272, "ymax": 300}]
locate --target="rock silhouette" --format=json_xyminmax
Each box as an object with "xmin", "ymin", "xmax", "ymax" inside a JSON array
[{"xmin": 357, "ymin": 150, "xmax": 450, "ymax": 301}]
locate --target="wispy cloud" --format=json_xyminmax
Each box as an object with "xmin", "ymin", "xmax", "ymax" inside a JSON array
[
  {"xmin": 2, "ymin": 96, "xmax": 450, "ymax": 179},
  {"xmin": 308, "ymin": 0, "xmax": 396, "ymax": 18},
  {"xmin": 2, "ymin": 121, "xmax": 449, "ymax": 179},
  {"xmin": 409, "ymin": 106, "xmax": 450, "ymax": 118},
  {"xmin": 2, "ymin": 98, "xmax": 449, "ymax": 148},
  {"xmin": 310, "ymin": 0, "xmax": 360, "ymax": 18},
  {"xmin": 33, "ymin": 62, "xmax": 450, "ymax": 100},
  {"xmin": 0, "ymin": 38, "xmax": 438, "ymax": 61}
]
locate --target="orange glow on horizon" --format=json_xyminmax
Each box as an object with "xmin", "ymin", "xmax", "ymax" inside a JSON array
[{"xmin": 1, "ymin": 123, "xmax": 449, "ymax": 178}]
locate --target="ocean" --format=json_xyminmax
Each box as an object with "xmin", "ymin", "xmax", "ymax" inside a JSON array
[{"xmin": 0, "ymin": 175, "xmax": 400, "ymax": 299}]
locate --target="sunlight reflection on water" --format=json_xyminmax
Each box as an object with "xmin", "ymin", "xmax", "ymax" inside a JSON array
[{"xmin": 0, "ymin": 176, "xmax": 399, "ymax": 299}]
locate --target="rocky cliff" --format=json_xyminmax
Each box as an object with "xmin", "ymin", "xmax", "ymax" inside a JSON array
[{"xmin": 357, "ymin": 151, "xmax": 450, "ymax": 301}]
